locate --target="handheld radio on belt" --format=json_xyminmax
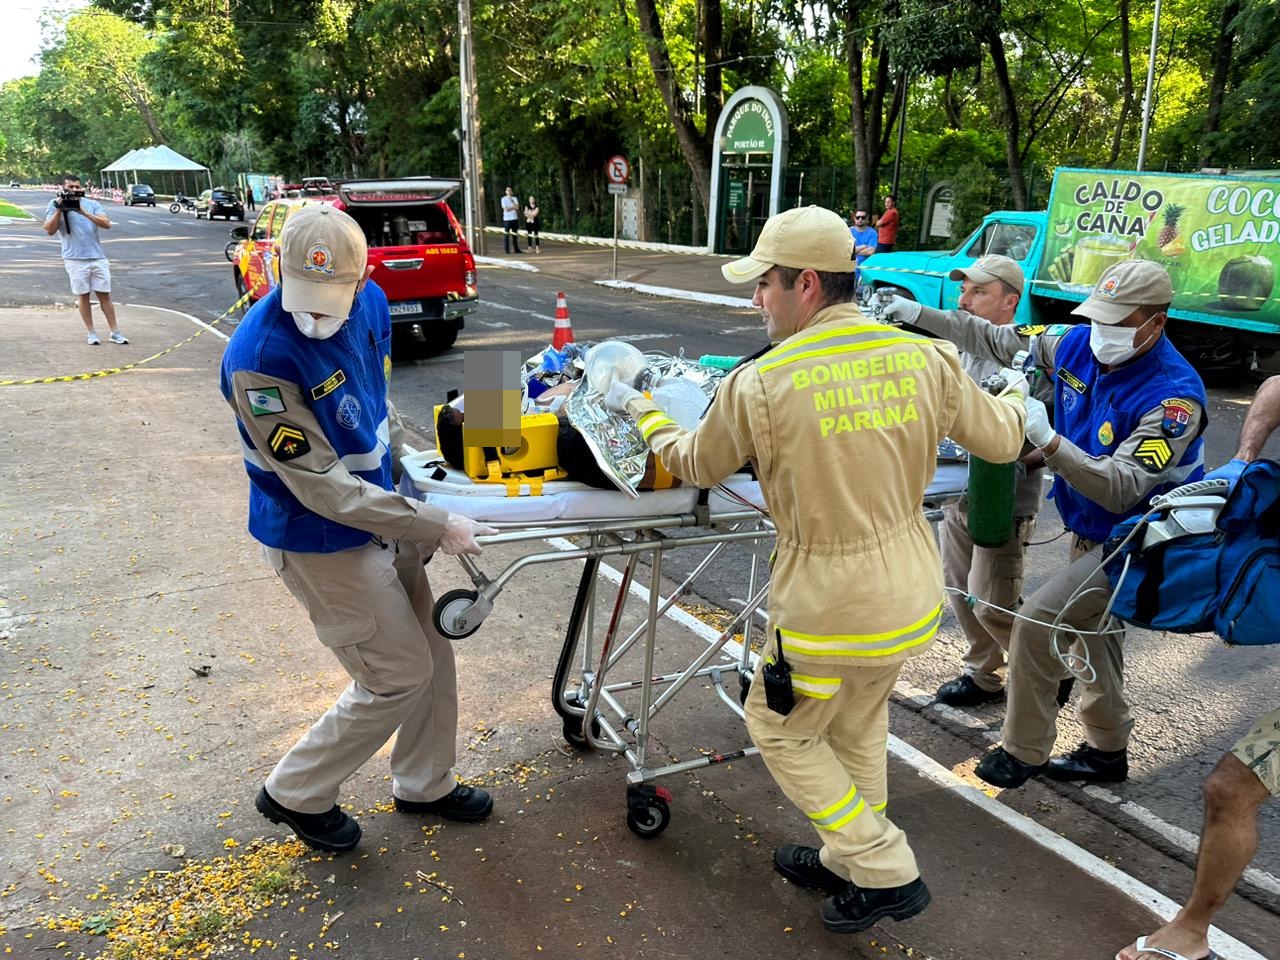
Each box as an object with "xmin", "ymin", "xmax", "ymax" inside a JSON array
[{"xmin": 762, "ymin": 627, "xmax": 795, "ymax": 715}]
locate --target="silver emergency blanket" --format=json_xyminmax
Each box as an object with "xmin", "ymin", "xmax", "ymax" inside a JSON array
[{"xmin": 560, "ymin": 349, "xmax": 725, "ymax": 498}]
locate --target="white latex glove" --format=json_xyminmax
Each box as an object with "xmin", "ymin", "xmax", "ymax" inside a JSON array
[
  {"xmin": 996, "ymin": 367, "xmax": 1029, "ymax": 399},
  {"xmin": 439, "ymin": 513, "xmax": 497, "ymax": 556},
  {"xmin": 1024, "ymin": 397, "xmax": 1056, "ymax": 448},
  {"xmin": 879, "ymin": 295, "xmax": 922, "ymax": 325},
  {"xmin": 604, "ymin": 379, "xmax": 642, "ymax": 415}
]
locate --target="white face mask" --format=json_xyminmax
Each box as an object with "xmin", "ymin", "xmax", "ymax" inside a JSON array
[
  {"xmin": 1090, "ymin": 317, "xmax": 1152, "ymax": 366},
  {"xmin": 291, "ymin": 311, "xmax": 347, "ymax": 340}
]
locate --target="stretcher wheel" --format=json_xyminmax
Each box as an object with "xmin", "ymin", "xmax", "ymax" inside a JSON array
[
  {"xmin": 433, "ymin": 589, "xmax": 483, "ymax": 639},
  {"xmin": 625, "ymin": 784, "xmax": 672, "ymax": 839},
  {"xmin": 562, "ymin": 715, "xmax": 601, "ymax": 749}
]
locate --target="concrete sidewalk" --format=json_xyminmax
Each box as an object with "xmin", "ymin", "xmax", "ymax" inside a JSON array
[{"xmin": 0, "ymin": 304, "xmax": 1269, "ymax": 960}]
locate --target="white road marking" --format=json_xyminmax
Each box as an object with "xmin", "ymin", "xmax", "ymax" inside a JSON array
[
  {"xmin": 475, "ymin": 319, "xmax": 512, "ymax": 328},
  {"xmin": 595, "ymin": 279, "xmax": 754, "ymax": 309},
  {"xmin": 124, "ymin": 302, "xmax": 229, "ymax": 341},
  {"xmin": 483, "ymin": 300, "xmax": 555, "ymax": 323},
  {"xmin": 720, "ymin": 324, "xmax": 763, "ymax": 335},
  {"xmin": 614, "ymin": 333, "xmax": 670, "ymax": 342},
  {"xmin": 475, "ymin": 255, "xmax": 539, "ymax": 272},
  {"xmin": 543, "ymin": 553, "xmax": 1268, "ymax": 960},
  {"xmin": 127, "ymin": 219, "xmax": 147, "ymax": 225}
]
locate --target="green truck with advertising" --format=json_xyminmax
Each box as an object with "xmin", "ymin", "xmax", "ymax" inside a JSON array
[{"xmin": 859, "ymin": 167, "xmax": 1280, "ymax": 365}]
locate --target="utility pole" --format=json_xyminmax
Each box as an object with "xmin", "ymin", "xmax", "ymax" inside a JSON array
[
  {"xmin": 458, "ymin": 0, "xmax": 486, "ymax": 254},
  {"xmin": 1136, "ymin": 0, "xmax": 1163, "ymax": 172}
]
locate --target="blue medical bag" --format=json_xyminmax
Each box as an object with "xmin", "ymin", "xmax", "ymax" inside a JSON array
[{"xmin": 1103, "ymin": 459, "xmax": 1280, "ymax": 645}]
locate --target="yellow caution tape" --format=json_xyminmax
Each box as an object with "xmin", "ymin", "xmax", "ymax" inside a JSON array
[{"xmin": 0, "ymin": 288, "xmax": 258, "ymax": 387}]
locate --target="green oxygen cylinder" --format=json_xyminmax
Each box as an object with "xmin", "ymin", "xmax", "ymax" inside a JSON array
[
  {"xmin": 966, "ymin": 455, "xmax": 1016, "ymax": 547},
  {"xmin": 698, "ymin": 354, "xmax": 743, "ymax": 370},
  {"xmin": 965, "ymin": 358, "xmax": 1027, "ymax": 548}
]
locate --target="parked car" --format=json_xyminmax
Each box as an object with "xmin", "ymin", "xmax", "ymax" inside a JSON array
[
  {"xmin": 125, "ymin": 183, "xmax": 156, "ymax": 206},
  {"xmin": 229, "ymin": 178, "xmax": 477, "ymax": 354},
  {"xmin": 7, "ymin": 180, "xmax": 19, "ymax": 188},
  {"xmin": 196, "ymin": 188, "xmax": 245, "ymax": 221}
]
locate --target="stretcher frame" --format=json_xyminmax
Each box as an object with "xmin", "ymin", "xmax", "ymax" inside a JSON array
[
  {"xmin": 408, "ymin": 456, "xmax": 967, "ymax": 838},
  {"xmin": 427, "ymin": 499, "xmax": 774, "ymax": 837}
]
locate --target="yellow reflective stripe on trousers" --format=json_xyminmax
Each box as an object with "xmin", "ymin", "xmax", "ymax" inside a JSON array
[
  {"xmin": 637, "ymin": 410, "xmax": 676, "ymax": 441},
  {"xmin": 790, "ymin": 673, "xmax": 842, "ymax": 700},
  {"xmin": 757, "ymin": 326, "xmax": 923, "ymax": 375},
  {"xmin": 872, "ymin": 800, "xmax": 887, "ymax": 814},
  {"xmin": 807, "ymin": 783, "xmax": 866, "ymax": 831},
  {"xmin": 780, "ymin": 602, "xmax": 943, "ymax": 658}
]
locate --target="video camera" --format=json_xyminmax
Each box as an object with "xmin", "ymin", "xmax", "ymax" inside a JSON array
[{"xmin": 56, "ymin": 185, "xmax": 86, "ymax": 211}]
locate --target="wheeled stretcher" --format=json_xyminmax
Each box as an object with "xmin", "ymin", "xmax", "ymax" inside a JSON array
[{"xmin": 399, "ymin": 451, "xmax": 968, "ymax": 837}]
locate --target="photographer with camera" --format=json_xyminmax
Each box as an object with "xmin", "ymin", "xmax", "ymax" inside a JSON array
[{"xmin": 43, "ymin": 174, "xmax": 127, "ymax": 346}]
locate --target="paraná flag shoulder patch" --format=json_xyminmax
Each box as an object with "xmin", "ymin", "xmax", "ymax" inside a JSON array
[
  {"xmin": 268, "ymin": 423, "xmax": 310, "ymax": 461},
  {"xmin": 1134, "ymin": 437, "xmax": 1173, "ymax": 473},
  {"xmin": 245, "ymin": 386, "xmax": 285, "ymax": 416},
  {"xmin": 1015, "ymin": 324, "xmax": 1046, "ymax": 337}
]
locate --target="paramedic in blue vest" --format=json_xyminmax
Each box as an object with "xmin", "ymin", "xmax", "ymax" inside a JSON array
[
  {"xmin": 220, "ymin": 204, "xmax": 496, "ymax": 853},
  {"xmin": 882, "ymin": 259, "xmax": 1207, "ymax": 788}
]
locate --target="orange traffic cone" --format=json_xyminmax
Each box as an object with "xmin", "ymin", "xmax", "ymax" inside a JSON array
[{"xmin": 552, "ymin": 291, "xmax": 574, "ymax": 349}]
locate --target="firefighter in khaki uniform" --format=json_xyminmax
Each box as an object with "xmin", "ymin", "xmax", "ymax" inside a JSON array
[
  {"xmin": 220, "ymin": 205, "xmax": 497, "ymax": 854},
  {"xmin": 602, "ymin": 206, "xmax": 1028, "ymax": 934}
]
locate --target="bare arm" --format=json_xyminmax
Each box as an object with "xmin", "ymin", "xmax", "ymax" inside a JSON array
[
  {"xmin": 43, "ymin": 206, "xmax": 61, "ymax": 235},
  {"xmin": 1235, "ymin": 375, "xmax": 1280, "ymax": 461}
]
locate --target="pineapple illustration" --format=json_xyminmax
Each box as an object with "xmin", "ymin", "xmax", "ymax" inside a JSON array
[{"xmin": 1157, "ymin": 203, "xmax": 1184, "ymax": 248}]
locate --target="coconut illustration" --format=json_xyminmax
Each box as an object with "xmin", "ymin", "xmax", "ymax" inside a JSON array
[{"xmin": 1215, "ymin": 255, "xmax": 1274, "ymax": 312}]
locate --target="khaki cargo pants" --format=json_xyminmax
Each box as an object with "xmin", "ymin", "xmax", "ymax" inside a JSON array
[
  {"xmin": 744, "ymin": 659, "xmax": 920, "ymax": 889},
  {"xmin": 940, "ymin": 499, "xmax": 1036, "ymax": 693},
  {"xmin": 263, "ymin": 539, "xmax": 458, "ymax": 814},
  {"xmin": 1003, "ymin": 537, "xmax": 1133, "ymax": 765}
]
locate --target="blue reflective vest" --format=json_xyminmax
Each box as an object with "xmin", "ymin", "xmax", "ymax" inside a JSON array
[
  {"xmin": 1049, "ymin": 325, "xmax": 1206, "ymax": 543},
  {"xmin": 219, "ymin": 283, "xmax": 395, "ymax": 553}
]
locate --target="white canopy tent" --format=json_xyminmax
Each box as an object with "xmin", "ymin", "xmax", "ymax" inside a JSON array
[{"xmin": 100, "ymin": 145, "xmax": 213, "ymax": 198}]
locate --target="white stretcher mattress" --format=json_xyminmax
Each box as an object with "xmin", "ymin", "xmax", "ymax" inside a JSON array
[{"xmin": 399, "ymin": 451, "xmax": 968, "ymax": 525}]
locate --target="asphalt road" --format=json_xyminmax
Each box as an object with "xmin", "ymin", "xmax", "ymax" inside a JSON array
[{"xmin": 2, "ymin": 188, "xmax": 1277, "ymax": 946}]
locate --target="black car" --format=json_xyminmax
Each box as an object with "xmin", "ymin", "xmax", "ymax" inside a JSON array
[
  {"xmin": 125, "ymin": 183, "xmax": 156, "ymax": 206},
  {"xmin": 196, "ymin": 188, "xmax": 245, "ymax": 221}
]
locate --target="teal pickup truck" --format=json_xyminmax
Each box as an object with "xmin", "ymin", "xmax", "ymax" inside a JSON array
[{"xmin": 859, "ymin": 167, "xmax": 1280, "ymax": 364}]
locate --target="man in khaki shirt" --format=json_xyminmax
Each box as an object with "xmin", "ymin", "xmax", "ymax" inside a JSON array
[{"xmin": 603, "ymin": 206, "xmax": 1028, "ymax": 935}]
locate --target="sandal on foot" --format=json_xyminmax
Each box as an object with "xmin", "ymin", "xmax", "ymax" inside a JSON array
[{"xmin": 1127, "ymin": 935, "xmax": 1219, "ymax": 960}]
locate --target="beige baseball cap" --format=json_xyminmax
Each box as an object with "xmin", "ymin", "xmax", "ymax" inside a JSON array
[
  {"xmin": 722, "ymin": 205, "xmax": 857, "ymax": 284},
  {"xmin": 949, "ymin": 254, "xmax": 1025, "ymax": 295},
  {"xmin": 1073, "ymin": 259, "xmax": 1173, "ymax": 325},
  {"xmin": 280, "ymin": 204, "xmax": 368, "ymax": 317}
]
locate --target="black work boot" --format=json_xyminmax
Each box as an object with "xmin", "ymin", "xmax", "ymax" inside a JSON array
[
  {"xmin": 255, "ymin": 787, "xmax": 361, "ymax": 853},
  {"xmin": 773, "ymin": 844, "xmax": 850, "ymax": 893},
  {"xmin": 1046, "ymin": 742, "xmax": 1129, "ymax": 783},
  {"xmin": 394, "ymin": 784, "xmax": 493, "ymax": 822},
  {"xmin": 935, "ymin": 674, "xmax": 1005, "ymax": 708},
  {"xmin": 821, "ymin": 877, "xmax": 931, "ymax": 933},
  {"xmin": 974, "ymin": 747, "xmax": 1048, "ymax": 789}
]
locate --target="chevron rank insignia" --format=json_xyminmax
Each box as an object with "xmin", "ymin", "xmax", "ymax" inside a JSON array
[
  {"xmin": 1134, "ymin": 437, "xmax": 1173, "ymax": 473},
  {"xmin": 268, "ymin": 423, "xmax": 310, "ymax": 462}
]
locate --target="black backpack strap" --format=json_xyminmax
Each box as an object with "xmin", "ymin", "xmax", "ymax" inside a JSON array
[{"xmin": 1132, "ymin": 544, "xmax": 1167, "ymax": 625}]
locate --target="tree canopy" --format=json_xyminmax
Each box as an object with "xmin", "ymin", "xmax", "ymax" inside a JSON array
[{"xmin": 1, "ymin": 0, "xmax": 1273, "ymax": 244}]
